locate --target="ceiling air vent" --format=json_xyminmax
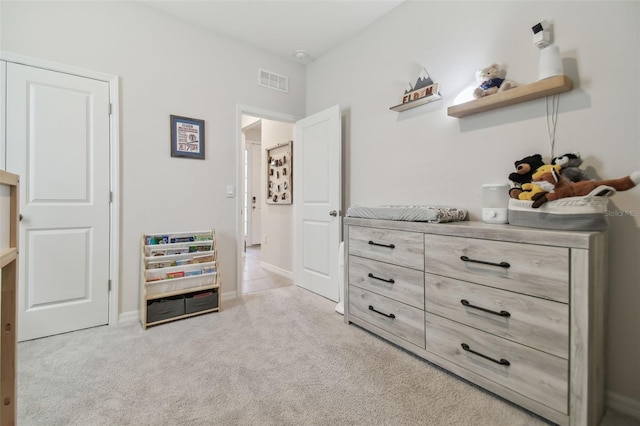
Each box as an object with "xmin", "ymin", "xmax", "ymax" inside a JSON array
[{"xmin": 259, "ymin": 69, "xmax": 288, "ymax": 93}]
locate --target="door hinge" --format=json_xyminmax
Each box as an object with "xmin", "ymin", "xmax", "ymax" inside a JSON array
[
  {"xmin": 108, "ymin": 279, "xmax": 112, "ymax": 291},
  {"xmin": 109, "ymin": 191, "xmax": 113, "ymax": 203},
  {"xmin": 108, "ymin": 103, "xmax": 113, "ymax": 115}
]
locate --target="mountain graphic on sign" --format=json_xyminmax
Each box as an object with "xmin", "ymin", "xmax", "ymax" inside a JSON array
[
  {"xmin": 414, "ymin": 69, "xmax": 434, "ymax": 90},
  {"xmin": 404, "ymin": 69, "xmax": 434, "ymax": 94}
]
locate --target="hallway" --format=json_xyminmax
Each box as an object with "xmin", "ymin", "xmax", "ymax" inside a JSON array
[{"xmin": 241, "ymin": 245, "xmax": 292, "ymax": 294}]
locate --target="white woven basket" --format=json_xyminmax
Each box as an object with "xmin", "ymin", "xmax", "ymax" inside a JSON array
[{"xmin": 508, "ymin": 185, "xmax": 614, "ymax": 231}]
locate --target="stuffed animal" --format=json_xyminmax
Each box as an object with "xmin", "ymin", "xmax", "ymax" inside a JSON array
[
  {"xmin": 473, "ymin": 64, "xmax": 516, "ymax": 99},
  {"xmin": 551, "ymin": 152, "xmax": 589, "ymax": 183},
  {"xmin": 508, "ymin": 154, "xmax": 546, "ymax": 199},
  {"xmin": 530, "ymin": 168, "xmax": 640, "ymax": 208},
  {"xmin": 518, "ymin": 165, "xmax": 560, "ymax": 200}
]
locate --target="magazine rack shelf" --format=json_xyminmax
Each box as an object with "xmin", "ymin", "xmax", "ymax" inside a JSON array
[
  {"xmin": 0, "ymin": 170, "xmax": 18, "ymax": 426},
  {"xmin": 140, "ymin": 229, "xmax": 221, "ymax": 329}
]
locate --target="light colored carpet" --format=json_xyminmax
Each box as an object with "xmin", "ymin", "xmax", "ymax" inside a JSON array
[{"xmin": 17, "ymin": 285, "xmax": 638, "ymax": 425}]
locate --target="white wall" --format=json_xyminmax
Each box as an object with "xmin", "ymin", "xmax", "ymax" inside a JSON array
[
  {"xmin": 307, "ymin": 1, "xmax": 639, "ymax": 407},
  {"xmin": 0, "ymin": 1, "xmax": 306, "ymax": 312},
  {"xmin": 260, "ymin": 119, "xmax": 294, "ymax": 273}
]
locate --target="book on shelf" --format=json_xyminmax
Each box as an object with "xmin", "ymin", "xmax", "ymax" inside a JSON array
[
  {"xmin": 170, "ymin": 236, "xmax": 194, "ymax": 243},
  {"xmin": 202, "ymin": 266, "xmax": 216, "ymax": 275},
  {"xmin": 193, "ymin": 233, "xmax": 212, "ymax": 241},
  {"xmin": 166, "ymin": 271, "xmax": 185, "ymax": 279},
  {"xmin": 192, "ymin": 254, "xmax": 214, "ymax": 264},
  {"xmin": 149, "ymin": 247, "xmax": 168, "ymax": 257},
  {"xmin": 184, "ymin": 270, "xmax": 202, "ymax": 277},
  {"xmin": 149, "ymin": 247, "xmax": 189, "ymax": 256},
  {"xmin": 147, "ymin": 259, "xmax": 176, "ymax": 269},
  {"xmin": 146, "ymin": 235, "xmax": 169, "ymax": 245},
  {"xmin": 189, "ymin": 244, "xmax": 212, "ymax": 253}
]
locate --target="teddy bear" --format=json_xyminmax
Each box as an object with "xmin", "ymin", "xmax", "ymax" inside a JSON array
[
  {"xmin": 530, "ymin": 167, "xmax": 640, "ymax": 208},
  {"xmin": 508, "ymin": 154, "xmax": 546, "ymax": 199},
  {"xmin": 551, "ymin": 152, "xmax": 590, "ymax": 183},
  {"xmin": 473, "ymin": 63, "xmax": 516, "ymax": 99}
]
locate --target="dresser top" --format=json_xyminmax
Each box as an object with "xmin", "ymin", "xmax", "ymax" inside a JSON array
[{"xmin": 344, "ymin": 218, "xmax": 602, "ymax": 249}]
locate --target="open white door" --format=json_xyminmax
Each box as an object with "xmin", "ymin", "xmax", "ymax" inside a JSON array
[
  {"xmin": 293, "ymin": 105, "xmax": 341, "ymax": 301},
  {"xmin": 6, "ymin": 63, "xmax": 111, "ymax": 341},
  {"xmin": 249, "ymin": 142, "xmax": 262, "ymax": 246}
]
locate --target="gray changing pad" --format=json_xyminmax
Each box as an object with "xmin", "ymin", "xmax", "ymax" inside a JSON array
[{"xmin": 346, "ymin": 205, "xmax": 467, "ymax": 223}]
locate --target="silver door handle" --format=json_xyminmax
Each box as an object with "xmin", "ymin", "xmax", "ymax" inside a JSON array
[{"xmin": 329, "ymin": 210, "xmax": 338, "ymax": 217}]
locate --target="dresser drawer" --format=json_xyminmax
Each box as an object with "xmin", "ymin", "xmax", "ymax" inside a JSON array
[
  {"xmin": 425, "ymin": 313, "xmax": 568, "ymax": 414},
  {"xmin": 349, "ymin": 226, "xmax": 424, "ymax": 270},
  {"xmin": 424, "ymin": 234, "xmax": 569, "ymax": 303},
  {"xmin": 349, "ymin": 256, "xmax": 424, "ymax": 309},
  {"xmin": 425, "ymin": 275, "xmax": 568, "ymax": 359},
  {"xmin": 349, "ymin": 285, "xmax": 425, "ymax": 348}
]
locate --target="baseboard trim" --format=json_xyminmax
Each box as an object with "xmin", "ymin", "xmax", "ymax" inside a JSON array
[
  {"xmin": 221, "ymin": 291, "xmax": 236, "ymax": 301},
  {"xmin": 607, "ymin": 391, "xmax": 640, "ymax": 421},
  {"xmin": 260, "ymin": 261, "xmax": 293, "ymax": 279},
  {"xmin": 118, "ymin": 310, "xmax": 139, "ymax": 324}
]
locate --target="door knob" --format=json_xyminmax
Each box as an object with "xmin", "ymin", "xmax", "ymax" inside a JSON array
[{"xmin": 329, "ymin": 210, "xmax": 338, "ymax": 217}]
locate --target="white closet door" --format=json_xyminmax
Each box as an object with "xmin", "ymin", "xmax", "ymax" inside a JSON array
[{"xmin": 6, "ymin": 63, "xmax": 111, "ymax": 341}]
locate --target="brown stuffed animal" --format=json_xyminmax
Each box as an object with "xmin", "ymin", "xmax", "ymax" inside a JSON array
[
  {"xmin": 530, "ymin": 168, "xmax": 640, "ymax": 208},
  {"xmin": 518, "ymin": 164, "xmax": 559, "ymax": 200}
]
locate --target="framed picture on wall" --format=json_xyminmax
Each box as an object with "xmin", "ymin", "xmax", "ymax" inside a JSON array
[
  {"xmin": 170, "ymin": 115, "xmax": 205, "ymax": 159},
  {"xmin": 266, "ymin": 140, "xmax": 292, "ymax": 204}
]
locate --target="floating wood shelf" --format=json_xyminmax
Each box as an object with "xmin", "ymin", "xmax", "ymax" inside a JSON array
[
  {"xmin": 390, "ymin": 93, "xmax": 442, "ymax": 112},
  {"xmin": 447, "ymin": 75, "xmax": 573, "ymax": 118}
]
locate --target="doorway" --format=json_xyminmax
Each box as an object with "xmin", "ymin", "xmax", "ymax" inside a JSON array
[
  {"xmin": 241, "ymin": 244, "xmax": 292, "ymax": 294},
  {"xmin": 238, "ymin": 108, "xmax": 296, "ymax": 295}
]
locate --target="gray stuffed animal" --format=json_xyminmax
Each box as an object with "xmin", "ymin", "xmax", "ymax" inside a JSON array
[{"xmin": 551, "ymin": 152, "xmax": 590, "ymax": 183}]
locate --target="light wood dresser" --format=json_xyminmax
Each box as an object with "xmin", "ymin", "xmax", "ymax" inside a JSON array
[{"xmin": 344, "ymin": 217, "xmax": 606, "ymax": 426}]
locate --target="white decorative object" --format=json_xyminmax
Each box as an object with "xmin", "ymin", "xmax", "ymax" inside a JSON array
[
  {"xmin": 539, "ymin": 45, "xmax": 564, "ymax": 80},
  {"xmin": 481, "ymin": 183, "xmax": 510, "ymax": 224}
]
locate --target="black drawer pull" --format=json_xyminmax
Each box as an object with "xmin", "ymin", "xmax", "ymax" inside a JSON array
[
  {"xmin": 461, "ymin": 299, "xmax": 510, "ymax": 317},
  {"xmin": 368, "ymin": 240, "xmax": 395, "ymax": 249},
  {"xmin": 368, "ymin": 273, "xmax": 395, "ymax": 284},
  {"xmin": 461, "ymin": 343, "xmax": 510, "ymax": 366},
  {"xmin": 368, "ymin": 305, "xmax": 395, "ymax": 319},
  {"xmin": 460, "ymin": 255, "xmax": 510, "ymax": 269}
]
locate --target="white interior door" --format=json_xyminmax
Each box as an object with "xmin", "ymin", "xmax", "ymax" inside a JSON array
[
  {"xmin": 293, "ymin": 105, "xmax": 341, "ymax": 301},
  {"xmin": 249, "ymin": 142, "xmax": 262, "ymax": 246},
  {"xmin": 5, "ymin": 63, "xmax": 111, "ymax": 341}
]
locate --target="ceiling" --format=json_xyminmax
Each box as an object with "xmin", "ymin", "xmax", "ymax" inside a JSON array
[{"xmin": 142, "ymin": 0, "xmax": 405, "ymax": 64}]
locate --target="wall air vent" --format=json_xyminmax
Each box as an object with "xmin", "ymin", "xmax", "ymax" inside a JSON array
[{"xmin": 259, "ymin": 69, "xmax": 288, "ymax": 93}]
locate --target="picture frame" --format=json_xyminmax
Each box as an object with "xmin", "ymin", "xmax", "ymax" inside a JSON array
[
  {"xmin": 170, "ymin": 115, "xmax": 205, "ymax": 159},
  {"xmin": 266, "ymin": 140, "xmax": 292, "ymax": 204}
]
